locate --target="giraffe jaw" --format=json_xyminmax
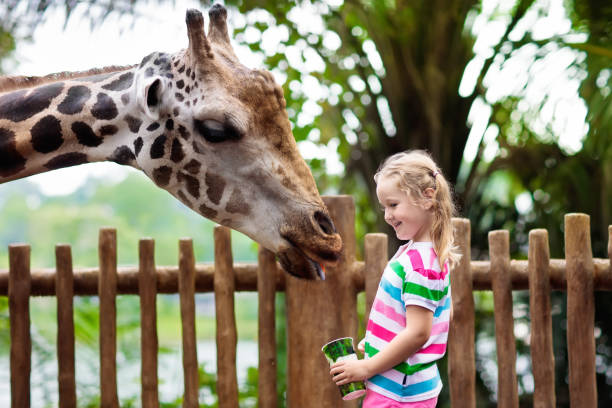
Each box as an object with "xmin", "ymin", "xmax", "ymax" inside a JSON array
[{"xmin": 277, "ymin": 247, "xmax": 326, "ymax": 280}]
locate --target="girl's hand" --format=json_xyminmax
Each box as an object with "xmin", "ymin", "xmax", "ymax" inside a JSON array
[
  {"xmin": 357, "ymin": 338, "xmax": 366, "ymax": 354},
  {"xmin": 330, "ymin": 359, "xmax": 371, "ymax": 386}
]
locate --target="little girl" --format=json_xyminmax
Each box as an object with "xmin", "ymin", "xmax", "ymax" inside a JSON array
[{"xmin": 330, "ymin": 150, "xmax": 459, "ymax": 407}]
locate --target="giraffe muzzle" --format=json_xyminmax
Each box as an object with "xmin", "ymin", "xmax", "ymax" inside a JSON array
[{"xmin": 277, "ymin": 210, "xmax": 342, "ymax": 280}]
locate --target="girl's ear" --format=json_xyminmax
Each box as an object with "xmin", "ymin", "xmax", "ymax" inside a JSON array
[{"xmin": 422, "ymin": 188, "xmax": 435, "ymax": 210}]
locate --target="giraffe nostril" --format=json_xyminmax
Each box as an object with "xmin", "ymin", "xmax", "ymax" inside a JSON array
[{"xmin": 314, "ymin": 211, "xmax": 336, "ymax": 236}]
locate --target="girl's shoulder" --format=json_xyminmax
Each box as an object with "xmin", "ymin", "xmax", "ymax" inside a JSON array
[
  {"xmin": 395, "ymin": 241, "xmax": 442, "ymax": 273},
  {"xmin": 395, "ymin": 241, "xmax": 434, "ymax": 259}
]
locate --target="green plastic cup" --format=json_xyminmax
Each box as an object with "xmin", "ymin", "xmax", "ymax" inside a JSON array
[{"xmin": 322, "ymin": 337, "xmax": 367, "ymax": 400}]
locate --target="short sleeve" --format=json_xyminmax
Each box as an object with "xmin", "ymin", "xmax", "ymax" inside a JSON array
[{"xmin": 400, "ymin": 250, "xmax": 446, "ymax": 312}]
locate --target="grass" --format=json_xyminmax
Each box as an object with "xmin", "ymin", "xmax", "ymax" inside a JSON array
[{"xmin": 28, "ymin": 293, "xmax": 260, "ymax": 347}]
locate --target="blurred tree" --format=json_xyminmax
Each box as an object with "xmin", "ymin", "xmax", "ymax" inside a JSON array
[
  {"xmin": 222, "ymin": 0, "xmax": 611, "ymax": 405},
  {"xmin": 225, "ymin": 0, "xmax": 480, "ymax": 247}
]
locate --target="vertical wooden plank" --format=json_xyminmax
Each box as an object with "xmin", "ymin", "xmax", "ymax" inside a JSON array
[
  {"xmin": 608, "ymin": 225, "xmax": 611, "ymax": 274},
  {"xmin": 565, "ymin": 214, "xmax": 597, "ymax": 406},
  {"xmin": 448, "ymin": 218, "xmax": 475, "ymax": 408},
  {"xmin": 364, "ymin": 233, "xmax": 387, "ymax": 326},
  {"xmin": 527, "ymin": 230, "xmax": 555, "ymax": 407},
  {"xmin": 139, "ymin": 239, "xmax": 159, "ymax": 408},
  {"xmin": 179, "ymin": 238, "xmax": 199, "ymax": 408},
  {"xmin": 489, "ymin": 230, "xmax": 518, "ymax": 408},
  {"xmin": 286, "ymin": 196, "xmax": 359, "ymax": 407},
  {"xmin": 257, "ymin": 246, "xmax": 277, "ymax": 408},
  {"xmin": 8, "ymin": 244, "xmax": 31, "ymax": 408},
  {"xmin": 99, "ymin": 228, "xmax": 118, "ymax": 407},
  {"xmin": 56, "ymin": 245, "xmax": 77, "ymax": 408},
  {"xmin": 214, "ymin": 226, "xmax": 239, "ymax": 407}
]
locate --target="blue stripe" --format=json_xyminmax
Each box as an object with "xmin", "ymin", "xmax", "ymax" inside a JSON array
[
  {"xmin": 434, "ymin": 297, "xmax": 451, "ymax": 317},
  {"xmin": 380, "ymin": 276, "xmax": 402, "ymax": 300},
  {"xmin": 369, "ymin": 372, "xmax": 440, "ymax": 397}
]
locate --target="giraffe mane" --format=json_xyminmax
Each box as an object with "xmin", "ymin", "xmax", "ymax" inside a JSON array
[{"xmin": 0, "ymin": 64, "xmax": 136, "ymax": 94}]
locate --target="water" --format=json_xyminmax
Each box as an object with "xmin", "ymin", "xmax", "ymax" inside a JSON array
[{"xmin": 0, "ymin": 339, "xmax": 259, "ymax": 406}]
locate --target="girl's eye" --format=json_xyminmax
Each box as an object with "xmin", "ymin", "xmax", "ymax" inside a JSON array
[{"xmin": 193, "ymin": 119, "xmax": 242, "ymax": 143}]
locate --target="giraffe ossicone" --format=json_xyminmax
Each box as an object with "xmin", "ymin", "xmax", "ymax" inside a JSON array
[{"xmin": 0, "ymin": 4, "xmax": 342, "ymax": 280}]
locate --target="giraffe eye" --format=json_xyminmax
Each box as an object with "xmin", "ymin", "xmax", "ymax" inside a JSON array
[{"xmin": 193, "ymin": 119, "xmax": 241, "ymax": 143}]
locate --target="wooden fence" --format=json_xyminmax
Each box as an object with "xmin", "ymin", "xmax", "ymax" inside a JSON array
[{"xmin": 1, "ymin": 196, "xmax": 611, "ymax": 407}]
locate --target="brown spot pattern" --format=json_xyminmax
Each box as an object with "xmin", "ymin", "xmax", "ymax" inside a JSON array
[
  {"xmin": 205, "ymin": 171, "xmax": 225, "ymax": 205},
  {"xmin": 226, "ymin": 188, "xmax": 250, "ymax": 215}
]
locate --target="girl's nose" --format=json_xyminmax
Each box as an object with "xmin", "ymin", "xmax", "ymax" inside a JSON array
[{"xmin": 384, "ymin": 211, "xmax": 393, "ymax": 223}]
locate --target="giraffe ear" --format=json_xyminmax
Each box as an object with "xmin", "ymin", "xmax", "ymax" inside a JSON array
[{"xmin": 138, "ymin": 76, "xmax": 164, "ymax": 120}]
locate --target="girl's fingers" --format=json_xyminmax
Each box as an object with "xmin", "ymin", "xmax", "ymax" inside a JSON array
[{"xmin": 330, "ymin": 367, "xmax": 343, "ymax": 377}]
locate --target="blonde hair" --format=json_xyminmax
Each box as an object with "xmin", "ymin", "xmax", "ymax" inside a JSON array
[{"xmin": 374, "ymin": 150, "xmax": 461, "ymax": 268}]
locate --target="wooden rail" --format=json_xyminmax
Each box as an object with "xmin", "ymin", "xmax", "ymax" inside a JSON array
[{"xmin": 1, "ymin": 197, "xmax": 611, "ymax": 407}]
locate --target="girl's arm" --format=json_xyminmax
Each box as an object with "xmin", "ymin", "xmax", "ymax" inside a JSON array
[
  {"xmin": 330, "ymin": 305, "xmax": 433, "ymax": 385},
  {"xmin": 364, "ymin": 305, "xmax": 433, "ymax": 375}
]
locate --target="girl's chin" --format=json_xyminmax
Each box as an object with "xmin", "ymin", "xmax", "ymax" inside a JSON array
[{"xmin": 395, "ymin": 232, "xmax": 412, "ymax": 241}]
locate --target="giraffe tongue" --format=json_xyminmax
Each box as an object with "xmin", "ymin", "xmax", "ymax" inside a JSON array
[{"xmin": 313, "ymin": 261, "xmax": 325, "ymax": 280}]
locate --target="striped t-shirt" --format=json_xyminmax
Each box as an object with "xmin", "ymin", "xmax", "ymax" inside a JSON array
[{"xmin": 364, "ymin": 241, "xmax": 451, "ymax": 402}]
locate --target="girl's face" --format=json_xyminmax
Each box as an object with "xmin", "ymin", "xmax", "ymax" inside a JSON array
[{"xmin": 376, "ymin": 176, "xmax": 433, "ymax": 242}]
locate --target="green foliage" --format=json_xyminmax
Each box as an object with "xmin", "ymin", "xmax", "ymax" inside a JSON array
[{"xmin": 0, "ymin": 171, "xmax": 257, "ymax": 268}]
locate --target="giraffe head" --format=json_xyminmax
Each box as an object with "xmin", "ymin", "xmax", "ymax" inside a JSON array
[{"xmin": 132, "ymin": 6, "xmax": 342, "ymax": 279}]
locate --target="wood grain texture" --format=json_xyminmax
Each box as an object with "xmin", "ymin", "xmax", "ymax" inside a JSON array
[
  {"xmin": 55, "ymin": 245, "xmax": 76, "ymax": 408},
  {"xmin": 528, "ymin": 230, "xmax": 555, "ymax": 407},
  {"xmin": 364, "ymin": 233, "xmax": 387, "ymax": 325},
  {"xmin": 9, "ymin": 244, "xmax": 31, "ymax": 408},
  {"xmin": 565, "ymin": 214, "xmax": 597, "ymax": 406},
  {"xmin": 179, "ymin": 238, "xmax": 199, "ymax": 407},
  {"xmin": 214, "ymin": 227, "xmax": 239, "ymax": 407},
  {"xmin": 3, "ymin": 257, "xmax": 612, "ymax": 295},
  {"xmin": 98, "ymin": 228, "xmax": 118, "ymax": 407},
  {"xmin": 257, "ymin": 247, "xmax": 277, "ymax": 408},
  {"xmin": 448, "ymin": 218, "xmax": 475, "ymax": 408},
  {"xmin": 138, "ymin": 239, "xmax": 159, "ymax": 408},
  {"xmin": 489, "ymin": 230, "xmax": 518, "ymax": 408}
]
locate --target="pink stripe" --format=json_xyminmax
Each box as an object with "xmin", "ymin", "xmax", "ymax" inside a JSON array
[
  {"xmin": 369, "ymin": 321, "xmax": 398, "ymax": 343},
  {"xmin": 408, "ymin": 250, "xmax": 446, "ymax": 280},
  {"xmin": 430, "ymin": 321, "xmax": 449, "ymax": 336},
  {"xmin": 372, "ymin": 299, "xmax": 406, "ymax": 327},
  {"xmin": 429, "ymin": 248, "xmax": 437, "ymax": 269},
  {"xmin": 420, "ymin": 343, "xmax": 447, "ymax": 354}
]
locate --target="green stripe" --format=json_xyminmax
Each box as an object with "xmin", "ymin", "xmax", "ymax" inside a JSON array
[
  {"xmin": 403, "ymin": 281, "xmax": 447, "ymax": 301},
  {"xmin": 365, "ymin": 342, "xmax": 436, "ymax": 375},
  {"xmin": 389, "ymin": 261, "xmax": 405, "ymax": 280}
]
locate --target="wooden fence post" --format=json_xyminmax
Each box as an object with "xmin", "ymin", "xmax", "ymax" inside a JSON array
[
  {"xmin": 257, "ymin": 247, "xmax": 278, "ymax": 408},
  {"xmin": 99, "ymin": 228, "xmax": 118, "ymax": 407},
  {"xmin": 179, "ymin": 238, "xmax": 199, "ymax": 407},
  {"xmin": 55, "ymin": 244, "xmax": 76, "ymax": 408},
  {"xmin": 139, "ymin": 239, "xmax": 159, "ymax": 407},
  {"xmin": 565, "ymin": 214, "xmax": 597, "ymax": 406},
  {"xmin": 214, "ymin": 226, "xmax": 239, "ymax": 407},
  {"xmin": 527, "ymin": 230, "xmax": 555, "ymax": 407},
  {"xmin": 448, "ymin": 218, "xmax": 475, "ymax": 408},
  {"xmin": 364, "ymin": 233, "xmax": 387, "ymax": 325},
  {"xmin": 286, "ymin": 195, "xmax": 359, "ymax": 407},
  {"xmin": 489, "ymin": 230, "xmax": 518, "ymax": 408},
  {"xmin": 9, "ymin": 244, "xmax": 31, "ymax": 408}
]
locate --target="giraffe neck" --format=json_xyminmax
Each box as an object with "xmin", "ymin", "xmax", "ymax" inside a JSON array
[{"xmin": 0, "ymin": 65, "xmax": 157, "ymax": 183}]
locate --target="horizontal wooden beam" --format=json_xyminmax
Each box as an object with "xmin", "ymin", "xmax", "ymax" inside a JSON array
[{"xmin": 0, "ymin": 258, "xmax": 610, "ymax": 296}]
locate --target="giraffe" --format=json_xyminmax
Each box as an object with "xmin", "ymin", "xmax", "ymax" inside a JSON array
[{"xmin": 0, "ymin": 5, "xmax": 342, "ymax": 280}]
